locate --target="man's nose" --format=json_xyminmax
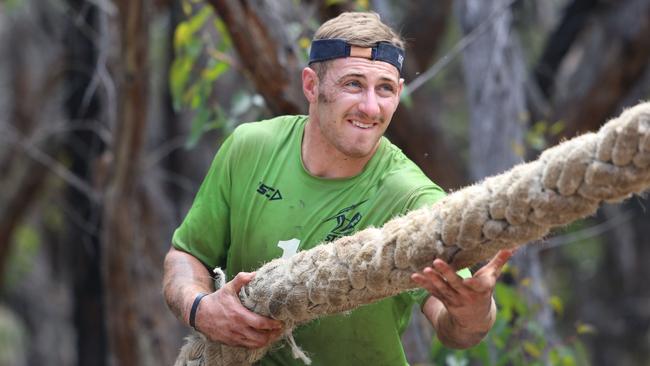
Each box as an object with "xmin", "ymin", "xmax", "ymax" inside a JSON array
[{"xmin": 358, "ymin": 89, "xmax": 381, "ymax": 117}]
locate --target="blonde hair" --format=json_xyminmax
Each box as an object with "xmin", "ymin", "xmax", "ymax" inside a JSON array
[
  {"xmin": 314, "ymin": 12, "xmax": 404, "ymax": 49},
  {"xmin": 311, "ymin": 12, "xmax": 404, "ymax": 78}
]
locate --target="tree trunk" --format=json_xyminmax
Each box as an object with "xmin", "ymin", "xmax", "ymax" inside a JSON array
[
  {"xmin": 62, "ymin": 1, "xmax": 108, "ymax": 364},
  {"xmin": 456, "ymin": 0, "xmax": 527, "ymax": 181},
  {"xmin": 556, "ymin": 0, "xmax": 650, "ymax": 140},
  {"xmin": 533, "ymin": 0, "xmax": 601, "ymax": 100},
  {"xmin": 573, "ymin": 198, "xmax": 650, "ymax": 366},
  {"xmin": 455, "ymin": 0, "xmax": 559, "ymax": 350},
  {"xmin": 102, "ymin": 0, "xmax": 150, "ymax": 364}
]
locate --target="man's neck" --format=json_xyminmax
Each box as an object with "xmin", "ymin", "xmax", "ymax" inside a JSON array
[{"xmin": 301, "ymin": 118, "xmax": 377, "ymax": 179}]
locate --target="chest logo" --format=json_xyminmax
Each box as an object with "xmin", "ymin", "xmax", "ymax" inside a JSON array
[
  {"xmin": 257, "ymin": 182, "xmax": 283, "ymax": 201},
  {"xmin": 323, "ymin": 200, "xmax": 367, "ymax": 242},
  {"xmin": 277, "ymin": 238, "xmax": 300, "ymax": 259}
]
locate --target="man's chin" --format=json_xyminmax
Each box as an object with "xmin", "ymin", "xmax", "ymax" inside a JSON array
[{"xmin": 341, "ymin": 146, "xmax": 375, "ymax": 159}]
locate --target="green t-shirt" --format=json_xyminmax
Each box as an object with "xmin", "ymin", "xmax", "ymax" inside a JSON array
[{"xmin": 173, "ymin": 115, "xmax": 452, "ymax": 365}]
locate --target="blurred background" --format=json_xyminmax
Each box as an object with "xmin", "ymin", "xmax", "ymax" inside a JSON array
[{"xmin": 1, "ymin": 0, "xmax": 649, "ymax": 365}]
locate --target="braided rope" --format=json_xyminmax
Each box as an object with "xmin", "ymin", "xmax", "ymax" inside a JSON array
[{"xmin": 175, "ymin": 102, "xmax": 650, "ymax": 365}]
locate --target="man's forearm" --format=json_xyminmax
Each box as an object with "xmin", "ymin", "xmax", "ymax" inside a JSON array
[
  {"xmin": 163, "ymin": 247, "xmax": 216, "ymax": 325},
  {"xmin": 426, "ymin": 296, "xmax": 497, "ymax": 349}
]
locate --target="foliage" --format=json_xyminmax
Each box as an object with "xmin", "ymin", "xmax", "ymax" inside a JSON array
[
  {"xmin": 0, "ymin": 0, "xmax": 25, "ymax": 12},
  {"xmin": 325, "ymin": 0, "xmax": 370, "ymax": 10},
  {"xmin": 430, "ymin": 266, "xmax": 592, "ymax": 366},
  {"xmin": 0, "ymin": 305, "xmax": 27, "ymax": 366},
  {"xmin": 525, "ymin": 120, "xmax": 565, "ymax": 153},
  {"xmin": 3, "ymin": 223, "xmax": 40, "ymax": 290},
  {"xmin": 171, "ymin": 0, "xmax": 267, "ymax": 148},
  {"xmin": 170, "ymin": 0, "xmax": 376, "ymax": 148}
]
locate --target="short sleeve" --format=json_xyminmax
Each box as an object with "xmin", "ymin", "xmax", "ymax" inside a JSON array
[
  {"xmin": 171, "ymin": 135, "xmax": 235, "ymax": 269},
  {"xmin": 402, "ymin": 184, "xmax": 446, "ymax": 211}
]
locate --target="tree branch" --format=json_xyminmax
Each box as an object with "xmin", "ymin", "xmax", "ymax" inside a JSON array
[
  {"xmin": 206, "ymin": 0, "xmax": 305, "ymax": 115},
  {"xmin": 560, "ymin": 2, "xmax": 650, "ymax": 139}
]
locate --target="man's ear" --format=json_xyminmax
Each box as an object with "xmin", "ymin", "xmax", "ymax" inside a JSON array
[{"xmin": 302, "ymin": 67, "xmax": 319, "ymax": 103}]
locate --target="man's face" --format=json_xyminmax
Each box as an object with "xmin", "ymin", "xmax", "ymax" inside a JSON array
[{"xmin": 312, "ymin": 57, "xmax": 403, "ymax": 159}]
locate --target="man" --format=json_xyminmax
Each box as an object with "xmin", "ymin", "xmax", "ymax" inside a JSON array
[{"xmin": 163, "ymin": 11, "xmax": 513, "ymax": 365}]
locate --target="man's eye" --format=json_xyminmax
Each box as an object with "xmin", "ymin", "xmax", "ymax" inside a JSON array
[
  {"xmin": 345, "ymin": 80, "xmax": 362, "ymax": 88},
  {"xmin": 380, "ymin": 84, "xmax": 395, "ymax": 93}
]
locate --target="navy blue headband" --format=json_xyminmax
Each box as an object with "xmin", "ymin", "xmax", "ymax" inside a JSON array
[{"xmin": 309, "ymin": 38, "xmax": 405, "ymax": 74}]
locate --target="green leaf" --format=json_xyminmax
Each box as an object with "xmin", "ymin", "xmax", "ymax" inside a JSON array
[
  {"xmin": 186, "ymin": 108, "xmax": 213, "ymax": 148},
  {"xmin": 511, "ymin": 141, "xmax": 525, "ymax": 157},
  {"xmin": 170, "ymin": 57, "xmax": 194, "ymax": 110},
  {"xmin": 4, "ymin": 224, "xmax": 41, "ymax": 288},
  {"xmin": 214, "ymin": 17, "xmax": 233, "ymax": 49},
  {"xmin": 14, "ymin": 225, "xmax": 39, "ymax": 250},
  {"xmin": 174, "ymin": 6, "xmax": 212, "ymax": 49},
  {"xmin": 532, "ymin": 121, "xmax": 547, "ymax": 134},
  {"xmin": 575, "ymin": 321, "xmax": 597, "ymax": 335},
  {"xmin": 187, "ymin": 6, "xmax": 212, "ymax": 34},
  {"xmin": 467, "ymin": 340, "xmax": 489, "ymax": 364},
  {"xmin": 181, "ymin": 0, "xmax": 192, "ymax": 16},
  {"xmin": 174, "ymin": 22, "xmax": 191, "ymax": 49},
  {"xmin": 202, "ymin": 60, "xmax": 230, "ymax": 83},
  {"xmin": 549, "ymin": 120, "xmax": 565, "ymax": 136},
  {"xmin": 298, "ymin": 36, "xmax": 311, "ymax": 50},
  {"xmin": 551, "ymin": 347, "xmax": 577, "ymax": 366},
  {"xmin": 549, "ymin": 295, "xmax": 564, "ymax": 316},
  {"xmin": 523, "ymin": 341, "xmax": 542, "ymax": 358},
  {"xmin": 2, "ymin": 0, "xmax": 25, "ymax": 12},
  {"xmin": 355, "ymin": 0, "xmax": 369, "ymax": 10}
]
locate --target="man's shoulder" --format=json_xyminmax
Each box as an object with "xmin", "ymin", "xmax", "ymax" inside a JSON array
[
  {"xmin": 371, "ymin": 138, "xmax": 446, "ymax": 208},
  {"xmin": 222, "ymin": 115, "xmax": 306, "ymax": 160},
  {"xmin": 232, "ymin": 115, "xmax": 307, "ymax": 142},
  {"xmin": 376, "ymin": 139, "xmax": 435, "ymax": 188}
]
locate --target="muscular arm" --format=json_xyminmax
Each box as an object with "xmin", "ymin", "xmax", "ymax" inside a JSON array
[
  {"xmin": 162, "ymin": 247, "xmax": 283, "ymax": 348},
  {"xmin": 163, "ymin": 247, "xmax": 215, "ymax": 326},
  {"xmin": 412, "ymin": 249, "xmax": 512, "ymax": 349},
  {"xmin": 422, "ymin": 293, "xmax": 496, "ymax": 349}
]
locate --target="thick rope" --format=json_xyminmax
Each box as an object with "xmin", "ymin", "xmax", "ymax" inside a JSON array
[{"xmin": 174, "ymin": 102, "xmax": 650, "ymax": 365}]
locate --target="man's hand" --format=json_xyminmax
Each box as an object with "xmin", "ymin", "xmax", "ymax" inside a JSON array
[
  {"xmin": 411, "ymin": 249, "xmax": 514, "ymax": 348},
  {"xmin": 195, "ymin": 271, "xmax": 284, "ymax": 349}
]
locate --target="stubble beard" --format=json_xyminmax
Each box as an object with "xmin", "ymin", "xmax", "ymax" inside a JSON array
[{"xmin": 317, "ymin": 87, "xmax": 381, "ymax": 159}]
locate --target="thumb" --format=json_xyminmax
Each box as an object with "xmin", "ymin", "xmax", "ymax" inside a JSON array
[{"xmin": 229, "ymin": 271, "xmax": 256, "ymax": 293}]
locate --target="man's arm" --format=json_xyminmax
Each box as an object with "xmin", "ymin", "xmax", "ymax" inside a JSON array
[
  {"xmin": 411, "ymin": 249, "xmax": 513, "ymax": 349},
  {"xmin": 163, "ymin": 247, "xmax": 283, "ymax": 349}
]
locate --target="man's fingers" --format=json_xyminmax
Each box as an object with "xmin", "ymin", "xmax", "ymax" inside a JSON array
[
  {"xmin": 235, "ymin": 327, "xmax": 282, "ymax": 349},
  {"xmin": 485, "ymin": 249, "xmax": 514, "ymax": 277},
  {"xmin": 229, "ymin": 271, "xmax": 256, "ymax": 293},
  {"xmin": 412, "ymin": 269, "xmax": 460, "ymax": 306},
  {"xmin": 242, "ymin": 310, "xmax": 283, "ymax": 331},
  {"xmin": 432, "ymin": 259, "xmax": 464, "ymax": 288},
  {"xmin": 240, "ymin": 327, "xmax": 269, "ymax": 347},
  {"xmin": 465, "ymin": 249, "xmax": 514, "ymax": 292},
  {"xmin": 224, "ymin": 271, "xmax": 283, "ymax": 330}
]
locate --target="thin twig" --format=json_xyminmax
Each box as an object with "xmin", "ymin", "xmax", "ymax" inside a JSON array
[
  {"xmin": 143, "ymin": 135, "xmax": 189, "ymax": 170},
  {"xmin": 536, "ymin": 209, "xmax": 636, "ymax": 251},
  {"xmin": 404, "ymin": 0, "xmax": 521, "ymax": 96},
  {"xmin": 3, "ymin": 123, "xmax": 101, "ymax": 203}
]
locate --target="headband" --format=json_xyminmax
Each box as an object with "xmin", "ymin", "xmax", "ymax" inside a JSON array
[{"xmin": 308, "ymin": 38, "xmax": 405, "ymax": 74}]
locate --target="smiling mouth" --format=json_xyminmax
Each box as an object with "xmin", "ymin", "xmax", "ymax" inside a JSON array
[{"xmin": 349, "ymin": 119, "xmax": 376, "ymax": 129}]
